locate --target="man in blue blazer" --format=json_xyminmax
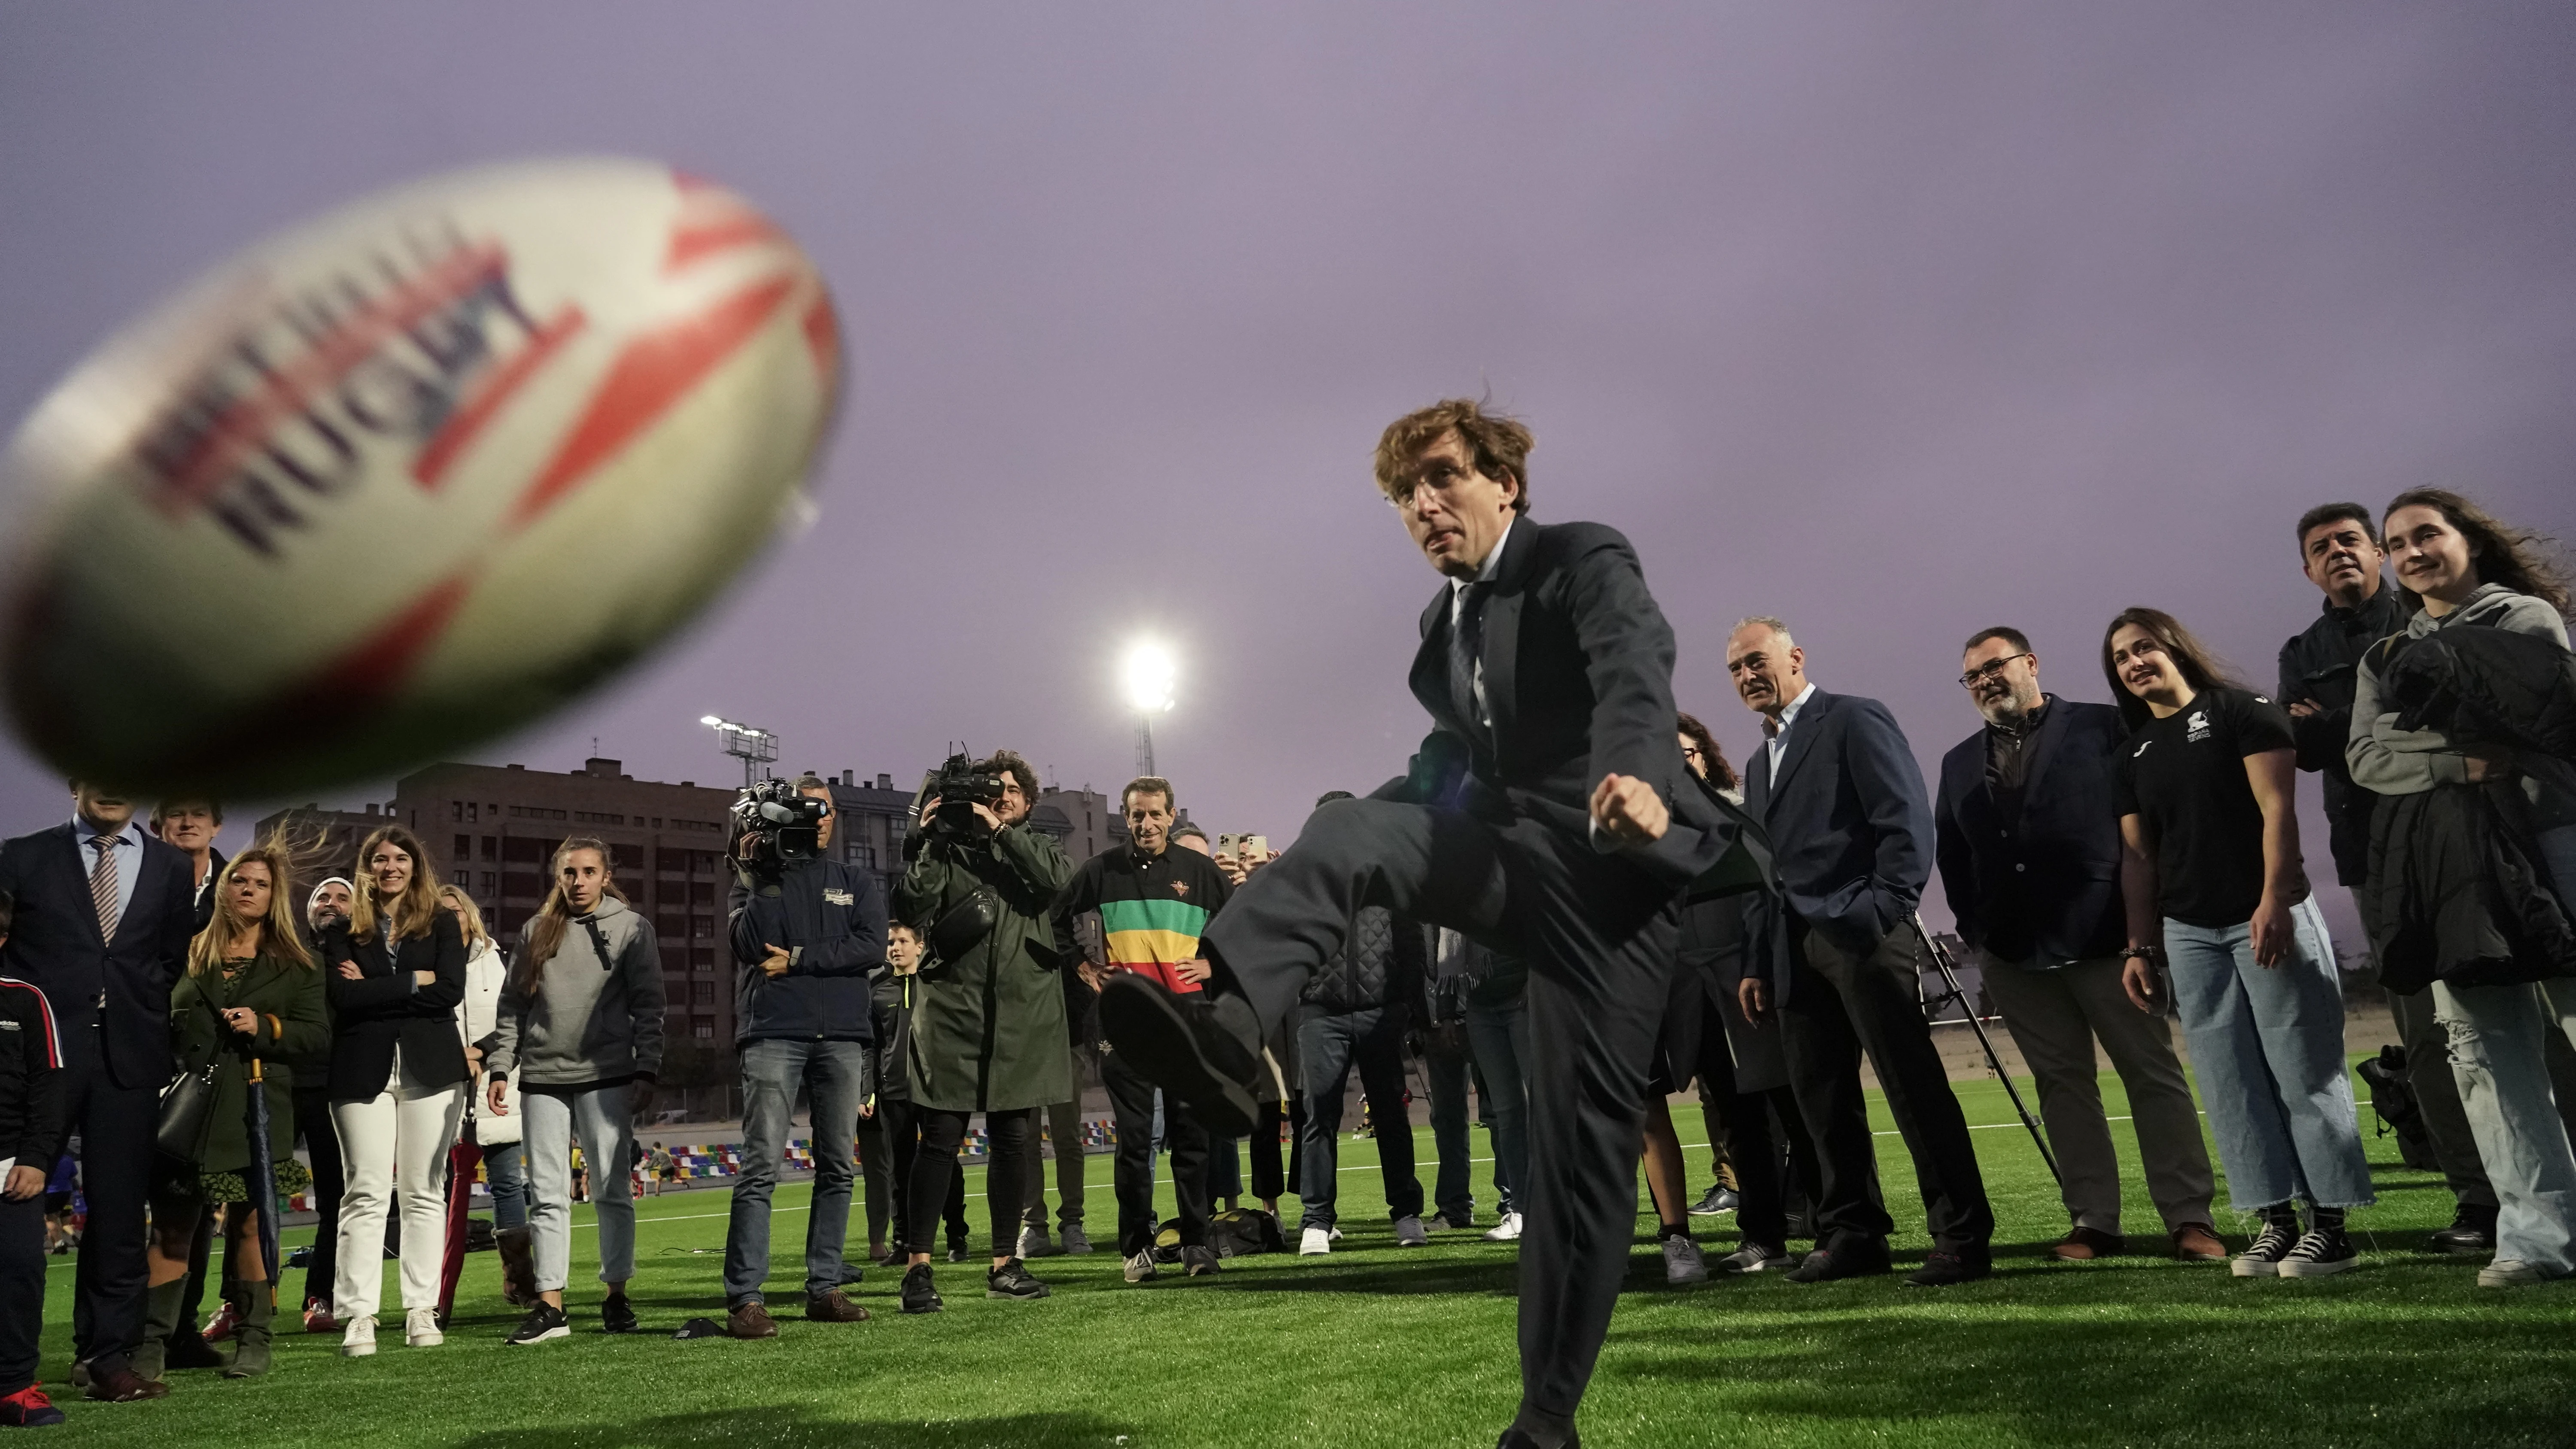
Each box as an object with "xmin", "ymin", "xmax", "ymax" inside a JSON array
[
  {"xmin": 1103, "ymin": 400, "xmax": 1737, "ymax": 1449},
  {"xmin": 1935, "ymin": 627, "xmax": 2219, "ymax": 1263},
  {"xmin": 1729, "ymin": 617, "xmax": 1994, "ymax": 1285},
  {"xmin": 0, "ymin": 784, "xmax": 197, "ymax": 1401}
]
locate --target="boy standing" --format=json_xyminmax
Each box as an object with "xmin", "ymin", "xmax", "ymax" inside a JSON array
[{"xmin": 2, "ymin": 889, "xmax": 71, "ymax": 1428}]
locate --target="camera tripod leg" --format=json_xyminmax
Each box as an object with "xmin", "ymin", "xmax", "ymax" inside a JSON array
[{"xmin": 1911, "ymin": 914, "xmax": 2062, "ymax": 1191}]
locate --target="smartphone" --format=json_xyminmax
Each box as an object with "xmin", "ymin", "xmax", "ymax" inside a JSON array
[
  {"xmin": 1243, "ymin": 834, "xmax": 1269, "ymax": 858},
  {"xmin": 1215, "ymin": 832, "xmax": 1248, "ymax": 859}
]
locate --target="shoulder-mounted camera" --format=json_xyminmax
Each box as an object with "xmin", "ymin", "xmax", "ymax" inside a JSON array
[{"xmin": 731, "ymin": 777, "xmax": 829, "ymax": 868}]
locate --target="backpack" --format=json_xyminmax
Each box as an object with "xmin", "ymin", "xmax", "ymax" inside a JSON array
[{"xmin": 1210, "ymin": 1207, "xmax": 1286, "ymax": 1258}]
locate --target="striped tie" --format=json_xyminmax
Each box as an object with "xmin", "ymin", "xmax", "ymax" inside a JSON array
[{"xmin": 89, "ymin": 837, "xmax": 120, "ymax": 944}]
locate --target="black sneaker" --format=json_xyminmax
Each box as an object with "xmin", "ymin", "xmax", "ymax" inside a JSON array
[
  {"xmin": 900, "ymin": 1263, "xmax": 944, "ymax": 1315},
  {"xmin": 1688, "ymin": 1185, "xmax": 1739, "ymax": 1216},
  {"xmin": 2277, "ymin": 1227, "xmax": 2358, "ymax": 1278},
  {"xmin": 2233, "ymin": 1216, "xmax": 2301, "ymax": 1277},
  {"xmin": 986, "ymin": 1258, "xmax": 1051, "ymax": 1300},
  {"xmin": 1180, "ymin": 1245, "xmax": 1224, "ymax": 1277},
  {"xmin": 505, "ymin": 1302, "xmax": 570, "ymax": 1346},
  {"xmin": 1783, "ymin": 1237, "xmax": 1890, "ymax": 1284},
  {"xmin": 600, "ymin": 1294, "xmax": 640, "ymax": 1334},
  {"xmin": 945, "ymin": 1244, "xmax": 970, "ymax": 1264}
]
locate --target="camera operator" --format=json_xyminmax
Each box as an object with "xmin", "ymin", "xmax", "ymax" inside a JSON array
[
  {"xmin": 720, "ymin": 774, "xmax": 886, "ymax": 1339},
  {"xmin": 891, "ymin": 750, "xmax": 1072, "ymax": 1312}
]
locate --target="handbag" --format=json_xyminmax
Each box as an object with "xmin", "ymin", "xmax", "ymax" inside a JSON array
[{"xmin": 156, "ymin": 1060, "xmax": 219, "ymax": 1162}]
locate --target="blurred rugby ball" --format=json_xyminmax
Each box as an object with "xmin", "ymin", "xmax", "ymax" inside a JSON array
[{"xmin": 0, "ymin": 158, "xmax": 841, "ymax": 796}]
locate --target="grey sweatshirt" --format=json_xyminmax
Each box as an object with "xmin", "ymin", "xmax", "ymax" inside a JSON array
[
  {"xmin": 2348, "ymin": 582, "xmax": 2575, "ymax": 825},
  {"xmin": 486, "ymin": 894, "xmax": 665, "ymax": 1086}
]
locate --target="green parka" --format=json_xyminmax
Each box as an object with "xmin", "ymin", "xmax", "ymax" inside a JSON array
[
  {"xmin": 893, "ymin": 821, "xmax": 1073, "ymax": 1112},
  {"xmin": 169, "ymin": 951, "xmax": 331, "ymax": 1178}
]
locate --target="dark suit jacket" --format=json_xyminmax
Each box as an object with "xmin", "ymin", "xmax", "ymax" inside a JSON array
[
  {"xmin": 1932, "ymin": 696, "xmax": 2128, "ymax": 964},
  {"xmin": 0, "ymin": 823, "xmax": 197, "ymax": 1089},
  {"xmin": 322, "ymin": 911, "xmax": 469, "ymax": 1100},
  {"xmin": 1374, "ymin": 516, "xmax": 1733, "ymax": 890},
  {"xmin": 1743, "ymin": 688, "xmax": 1934, "ymax": 960}
]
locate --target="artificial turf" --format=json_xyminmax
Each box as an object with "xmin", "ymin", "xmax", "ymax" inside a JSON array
[{"xmin": 33, "ymin": 1062, "xmax": 2575, "ymax": 1448}]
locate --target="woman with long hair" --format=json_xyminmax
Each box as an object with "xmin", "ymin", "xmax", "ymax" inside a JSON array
[
  {"xmin": 324, "ymin": 825, "xmax": 468, "ymax": 1357},
  {"xmin": 2103, "ymin": 608, "xmax": 2372, "ymax": 1276},
  {"xmin": 2349, "ymin": 489, "xmax": 2576, "ymax": 1287},
  {"xmin": 436, "ymin": 887, "xmax": 531, "ymax": 1320},
  {"xmin": 485, "ymin": 838, "xmax": 663, "ymax": 1345},
  {"xmin": 135, "ymin": 838, "xmax": 327, "ymax": 1381}
]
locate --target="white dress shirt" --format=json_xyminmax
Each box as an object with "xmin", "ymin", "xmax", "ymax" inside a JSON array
[{"xmin": 1764, "ymin": 682, "xmax": 1819, "ymax": 782}]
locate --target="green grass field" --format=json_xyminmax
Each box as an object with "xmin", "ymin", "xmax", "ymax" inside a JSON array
[{"xmin": 33, "ymin": 1065, "xmax": 2576, "ymax": 1448}]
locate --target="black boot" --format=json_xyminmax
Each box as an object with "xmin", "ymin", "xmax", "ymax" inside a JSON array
[
  {"xmin": 222, "ymin": 1284, "xmax": 273, "ymax": 1379},
  {"xmin": 496, "ymin": 1227, "xmax": 537, "ymax": 1306}
]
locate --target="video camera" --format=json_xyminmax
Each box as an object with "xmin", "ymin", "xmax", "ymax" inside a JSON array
[
  {"xmin": 917, "ymin": 753, "xmax": 1008, "ymax": 841},
  {"xmin": 730, "ymin": 777, "xmax": 830, "ymax": 868}
]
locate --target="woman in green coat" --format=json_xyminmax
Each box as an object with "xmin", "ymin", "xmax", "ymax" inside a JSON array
[
  {"xmin": 137, "ymin": 838, "xmax": 329, "ymax": 1381},
  {"xmin": 890, "ymin": 751, "xmax": 1072, "ymax": 1309}
]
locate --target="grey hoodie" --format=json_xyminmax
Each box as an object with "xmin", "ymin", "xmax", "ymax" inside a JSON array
[
  {"xmin": 2348, "ymin": 581, "xmax": 2576, "ymax": 826},
  {"xmin": 486, "ymin": 894, "xmax": 665, "ymax": 1087}
]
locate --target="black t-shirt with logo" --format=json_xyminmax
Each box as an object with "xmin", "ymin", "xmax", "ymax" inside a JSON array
[{"xmin": 2112, "ymin": 685, "xmax": 2297, "ymax": 929}]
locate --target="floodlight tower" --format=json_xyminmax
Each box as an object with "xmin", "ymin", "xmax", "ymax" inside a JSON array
[
  {"xmin": 700, "ymin": 715, "xmax": 778, "ymax": 788},
  {"xmin": 1120, "ymin": 642, "xmax": 1176, "ymax": 778}
]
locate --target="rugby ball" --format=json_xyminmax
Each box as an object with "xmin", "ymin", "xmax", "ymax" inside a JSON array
[{"xmin": 0, "ymin": 158, "xmax": 841, "ymax": 796}]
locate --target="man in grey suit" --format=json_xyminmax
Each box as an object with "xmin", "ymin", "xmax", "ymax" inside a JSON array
[
  {"xmin": 1729, "ymin": 617, "xmax": 1994, "ymax": 1286},
  {"xmin": 1103, "ymin": 398, "xmax": 1736, "ymax": 1449}
]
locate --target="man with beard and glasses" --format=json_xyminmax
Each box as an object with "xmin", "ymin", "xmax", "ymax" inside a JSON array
[{"xmin": 1934, "ymin": 627, "xmax": 2221, "ymax": 1262}]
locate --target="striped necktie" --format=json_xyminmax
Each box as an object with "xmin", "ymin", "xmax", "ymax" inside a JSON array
[{"xmin": 90, "ymin": 836, "xmax": 121, "ymax": 944}]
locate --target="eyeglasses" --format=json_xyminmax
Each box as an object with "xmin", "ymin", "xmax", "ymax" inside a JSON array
[
  {"xmin": 1957, "ymin": 654, "xmax": 2032, "ymax": 688},
  {"xmin": 1679, "ymin": 745, "xmax": 1705, "ymax": 762}
]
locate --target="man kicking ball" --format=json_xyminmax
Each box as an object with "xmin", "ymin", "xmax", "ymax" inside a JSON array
[{"xmin": 1100, "ymin": 398, "xmax": 1737, "ymax": 1449}]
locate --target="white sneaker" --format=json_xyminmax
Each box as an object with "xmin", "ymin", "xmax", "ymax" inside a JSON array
[
  {"xmin": 1016, "ymin": 1223, "xmax": 1057, "ymax": 1259},
  {"xmin": 1662, "ymin": 1235, "xmax": 1709, "ymax": 1285},
  {"xmin": 2478, "ymin": 1258, "xmax": 2569, "ymax": 1288},
  {"xmin": 1299, "ymin": 1226, "xmax": 1333, "ymax": 1256},
  {"xmin": 340, "ymin": 1315, "xmax": 377, "ymax": 1358},
  {"xmin": 1121, "ymin": 1249, "xmax": 1159, "ymax": 1283},
  {"xmin": 1393, "ymin": 1215, "xmax": 1429, "ymax": 1247},
  {"xmin": 1483, "ymin": 1212, "xmax": 1524, "ymax": 1242},
  {"xmin": 405, "ymin": 1308, "xmax": 443, "ymax": 1347}
]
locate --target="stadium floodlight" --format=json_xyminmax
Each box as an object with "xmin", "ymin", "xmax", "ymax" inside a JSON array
[
  {"xmin": 702, "ymin": 714, "xmax": 778, "ymax": 787},
  {"xmin": 1119, "ymin": 641, "xmax": 1177, "ymax": 776}
]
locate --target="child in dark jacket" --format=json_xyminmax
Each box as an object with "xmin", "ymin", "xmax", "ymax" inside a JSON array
[{"xmin": 1, "ymin": 890, "xmax": 72, "ymax": 1428}]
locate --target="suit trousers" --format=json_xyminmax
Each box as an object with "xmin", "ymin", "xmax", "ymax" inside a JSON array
[
  {"xmin": 1979, "ymin": 955, "xmax": 2216, "ymax": 1234},
  {"xmin": 332, "ymin": 1074, "xmax": 467, "ymax": 1319},
  {"xmin": 1203, "ymin": 798, "xmax": 1679, "ymax": 1438},
  {"xmin": 64, "ymin": 1036, "xmax": 155, "ymax": 1370},
  {"xmin": 1780, "ymin": 922, "xmax": 1995, "ymax": 1255}
]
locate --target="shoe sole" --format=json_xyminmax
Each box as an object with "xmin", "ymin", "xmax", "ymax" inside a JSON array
[
  {"xmin": 340, "ymin": 1344, "xmax": 375, "ymax": 1358},
  {"xmin": 406, "ymin": 1335, "xmax": 443, "ymax": 1348},
  {"xmin": 1098, "ymin": 978, "xmax": 1260, "ymax": 1136},
  {"xmin": 2277, "ymin": 1258, "xmax": 2356, "ymax": 1277},
  {"xmin": 2230, "ymin": 1258, "xmax": 2284, "ymax": 1277},
  {"xmin": 505, "ymin": 1326, "xmax": 571, "ymax": 1345},
  {"xmin": 987, "ymin": 1289, "xmax": 1051, "ymax": 1300}
]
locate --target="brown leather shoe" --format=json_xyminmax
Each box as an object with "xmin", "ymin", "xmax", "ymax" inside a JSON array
[
  {"xmin": 84, "ymin": 1364, "xmax": 171, "ymax": 1403},
  {"xmin": 726, "ymin": 1300, "xmax": 780, "ymax": 1339},
  {"xmin": 805, "ymin": 1289, "xmax": 871, "ymax": 1323},
  {"xmin": 2052, "ymin": 1226, "xmax": 2126, "ymax": 1261},
  {"xmin": 2170, "ymin": 1223, "xmax": 2228, "ymax": 1261}
]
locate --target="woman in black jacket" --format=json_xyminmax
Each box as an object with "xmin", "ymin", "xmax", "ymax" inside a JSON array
[{"xmin": 322, "ymin": 825, "xmax": 466, "ymax": 1358}]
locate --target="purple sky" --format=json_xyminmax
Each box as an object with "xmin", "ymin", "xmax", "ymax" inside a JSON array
[{"xmin": 4, "ymin": 4, "xmax": 2573, "ymax": 939}]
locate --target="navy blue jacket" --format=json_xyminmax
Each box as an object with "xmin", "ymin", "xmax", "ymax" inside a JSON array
[
  {"xmin": 729, "ymin": 857, "xmax": 886, "ymax": 1044},
  {"xmin": 1742, "ymin": 689, "xmax": 1934, "ymax": 959},
  {"xmin": 0, "ymin": 823, "xmax": 197, "ymax": 1090},
  {"xmin": 1932, "ymin": 697, "xmax": 2129, "ymax": 965}
]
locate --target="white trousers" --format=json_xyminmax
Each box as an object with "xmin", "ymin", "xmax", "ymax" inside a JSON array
[{"xmin": 331, "ymin": 1068, "xmax": 465, "ymax": 1321}]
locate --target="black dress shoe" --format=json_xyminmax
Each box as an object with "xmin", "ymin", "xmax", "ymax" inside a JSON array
[
  {"xmin": 1099, "ymin": 975, "xmax": 1261, "ymax": 1136},
  {"xmin": 1783, "ymin": 1237, "xmax": 1891, "ymax": 1284},
  {"xmin": 1495, "ymin": 1426, "xmax": 1580, "ymax": 1448},
  {"xmin": 164, "ymin": 1326, "xmax": 226, "ymax": 1370},
  {"xmin": 1903, "ymin": 1250, "xmax": 1993, "ymax": 1287},
  {"xmin": 2428, "ymin": 1208, "xmax": 2497, "ymax": 1256}
]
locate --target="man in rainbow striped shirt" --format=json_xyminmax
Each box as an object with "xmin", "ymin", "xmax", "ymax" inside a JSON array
[{"xmin": 1050, "ymin": 777, "xmax": 1235, "ymax": 1284}]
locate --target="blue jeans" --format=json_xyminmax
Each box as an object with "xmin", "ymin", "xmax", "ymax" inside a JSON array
[
  {"xmin": 483, "ymin": 1139, "xmax": 529, "ymax": 1231},
  {"xmin": 724, "ymin": 1039, "xmax": 868, "ymax": 1303},
  {"xmin": 1297, "ymin": 1006, "xmax": 1422, "ymax": 1230},
  {"xmin": 2163, "ymin": 902, "xmax": 2374, "ymax": 1212},
  {"xmin": 1466, "ymin": 991, "xmax": 1531, "ymax": 1215}
]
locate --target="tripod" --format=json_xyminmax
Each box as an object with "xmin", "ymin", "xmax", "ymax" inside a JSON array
[{"xmin": 1909, "ymin": 914, "xmax": 2062, "ymax": 1189}]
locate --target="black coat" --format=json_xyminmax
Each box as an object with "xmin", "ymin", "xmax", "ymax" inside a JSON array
[
  {"xmin": 2278, "ymin": 586, "xmax": 2415, "ymax": 887},
  {"xmin": 0, "ymin": 823, "xmax": 197, "ymax": 1089},
  {"xmin": 322, "ymin": 911, "xmax": 469, "ymax": 1100},
  {"xmin": 2382, "ymin": 624, "xmax": 2576, "ymax": 765},
  {"xmin": 2363, "ymin": 780, "xmax": 2576, "ymax": 993},
  {"xmin": 1301, "ymin": 905, "xmax": 1424, "ymax": 1015},
  {"xmin": 1932, "ymin": 697, "xmax": 2128, "ymax": 965},
  {"xmin": 1376, "ymin": 518, "xmax": 1735, "ymax": 890},
  {"xmin": 1743, "ymin": 690, "xmax": 1935, "ymax": 957}
]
